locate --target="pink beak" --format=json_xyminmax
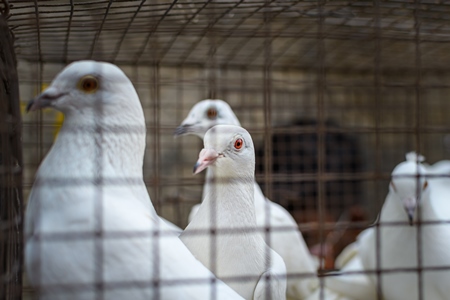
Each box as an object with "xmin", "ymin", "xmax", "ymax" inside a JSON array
[{"xmin": 193, "ymin": 148, "xmax": 221, "ymax": 175}]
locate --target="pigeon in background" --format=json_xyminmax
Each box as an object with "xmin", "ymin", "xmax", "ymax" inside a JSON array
[
  {"xmin": 175, "ymin": 99, "xmax": 320, "ymax": 299},
  {"xmin": 355, "ymin": 152, "xmax": 450, "ymax": 300},
  {"xmin": 425, "ymin": 159, "xmax": 450, "ymax": 176},
  {"xmin": 322, "ymin": 234, "xmax": 377, "ymax": 300},
  {"xmin": 24, "ymin": 61, "xmax": 243, "ymax": 300},
  {"xmin": 180, "ymin": 125, "xmax": 287, "ymax": 299}
]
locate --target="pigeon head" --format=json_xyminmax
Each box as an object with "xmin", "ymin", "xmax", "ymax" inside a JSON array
[
  {"xmin": 26, "ymin": 61, "xmax": 143, "ymax": 124},
  {"xmin": 389, "ymin": 152, "xmax": 429, "ymax": 225},
  {"xmin": 25, "ymin": 61, "xmax": 146, "ymax": 177},
  {"xmin": 175, "ymin": 99, "xmax": 241, "ymax": 138},
  {"xmin": 193, "ymin": 125, "xmax": 255, "ymax": 178}
]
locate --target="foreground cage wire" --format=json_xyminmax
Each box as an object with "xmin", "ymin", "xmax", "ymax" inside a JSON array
[
  {"xmin": 0, "ymin": 5, "xmax": 23, "ymax": 299},
  {"xmin": 1, "ymin": 0, "xmax": 450, "ymax": 299}
]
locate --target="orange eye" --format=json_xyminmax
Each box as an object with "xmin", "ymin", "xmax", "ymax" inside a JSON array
[
  {"xmin": 207, "ymin": 108, "xmax": 217, "ymax": 119},
  {"xmin": 78, "ymin": 76, "xmax": 99, "ymax": 93},
  {"xmin": 234, "ymin": 138, "xmax": 243, "ymax": 150}
]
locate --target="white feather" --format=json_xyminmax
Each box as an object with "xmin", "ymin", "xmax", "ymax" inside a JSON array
[
  {"xmin": 425, "ymin": 160, "xmax": 450, "ymax": 176},
  {"xmin": 323, "ymin": 236, "xmax": 377, "ymax": 300}
]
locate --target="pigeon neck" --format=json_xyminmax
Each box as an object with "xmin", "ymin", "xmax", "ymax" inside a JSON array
[
  {"xmin": 204, "ymin": 169, "xmax": 267, "ymax": 210},
  {"xmin": 199, "ymin": 170, "xmax": 256, "ymax": 228},
  {"xmin": 42, "ymin": 116, "xmax": 146, "ymax": 180}
]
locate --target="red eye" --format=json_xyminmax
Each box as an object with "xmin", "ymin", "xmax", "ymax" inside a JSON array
[{"xmin": 234, "ymin": 138, "xmax": 243, "ymax": 149}]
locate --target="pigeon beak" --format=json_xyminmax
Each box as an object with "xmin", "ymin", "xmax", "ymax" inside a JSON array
[
  {"xmin": 26, "ymin": 97, "xmax": 46, "ymax": 112},
  {"xmin": 174, "ymin": 124, "xmax": 193, "ymax": 136},
  {"xmin": 402, "ymin": 197, "xmax": 416, "ymax": 226},
  {"xmin": 193, "ymin": 148, "xmax": 222, "ymax": 175},
  {"xmin": 175, "ymin": 123, "xmax": 207, "ymax": 139},
  {"xmin": 26, "ymin": 88, "xmax": 66, "ymax": 112}
]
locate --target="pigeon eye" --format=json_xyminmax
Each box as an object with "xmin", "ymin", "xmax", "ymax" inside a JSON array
[
  {"xmin": 207, "ymin": 108, "xmax": 217, "ymax": 119},
  {"xmin": 234, "ymin": 138, "xmax": 243, "ymax": 150},
  {"xmin": 78, "ymin": 76, "xmax": 99, "ymax": 93},
  {"xmin": 423, "ymin": 181, "xmax": 428, "ymax": 190}
]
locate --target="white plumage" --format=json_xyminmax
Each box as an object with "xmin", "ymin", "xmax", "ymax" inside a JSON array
[
  {"xmin": 180, "ymin": 125, "xmax": 287, "ymax": 300},
  {"xmin": 175, "ymin": 99, "xmax": 321, "ymax": 299},
  {"xmin": 355, "ymin": 152, "xmax": 450, "ymax": 300},
  {"xmin": 24, "ymin": 61, "xmax": 243, "ymax": 300},
  {"xmin": 323, "ymin": 234, "xmax": 377, "ymax": 300},
  {"xmin": 426, "ymin": 159, "xmax": 450, "ymax": 176}
]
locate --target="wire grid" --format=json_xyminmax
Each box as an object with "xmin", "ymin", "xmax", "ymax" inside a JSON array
[
  {"xmin": 7, "ymin": 0, "xmax": 450, "ymax": 70},
  {"xmin": 4, "ymin": 0, "xmax": 450, "ymax": 299},
  {"xmin": 1, "ymin": 6, "xmax": 23, "ymax": 300}
]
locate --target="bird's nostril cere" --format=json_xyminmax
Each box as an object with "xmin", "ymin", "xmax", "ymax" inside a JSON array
[{"xmin": 41, "ymin": 91, "xmax": 64, "ymax": 101}]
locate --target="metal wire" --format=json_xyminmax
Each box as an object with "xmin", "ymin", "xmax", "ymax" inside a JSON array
[
  {"xmin": 3, "ymin": 0, "xmax": 450, "ymax": 299},
  {"xmin": 0, "ymin": 6, "xmax": 23, "ymax": 299},
  {"xmin": 6, "ymin": 1, "xmax": 450, "ymax": 69}
]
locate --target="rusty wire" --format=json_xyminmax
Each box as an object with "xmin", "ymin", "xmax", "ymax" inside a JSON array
[{"xmin": 4, "ymin": 0, "xmax": 450, "ymax": 299}]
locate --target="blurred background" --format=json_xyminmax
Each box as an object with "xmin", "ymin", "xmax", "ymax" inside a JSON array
[{"xmin": 2, "ymin": 0, "xmax": 450, "ymax": 298}]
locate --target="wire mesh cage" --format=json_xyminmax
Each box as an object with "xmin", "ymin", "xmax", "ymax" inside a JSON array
[
  {"xmin": 0, "ymin": 5, "xmax": 23, "ymax": 299},
  {"xmin": 2, "ymin": 0, "xmax": 450, "ymax": 299}
]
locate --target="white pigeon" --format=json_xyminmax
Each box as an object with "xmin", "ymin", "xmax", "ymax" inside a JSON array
[
  {"xmin": 426, "ymin": 159, "xmax": 450, "ymax": 176},
  {"xmin": 24, "ymin": 61, "xmax": 243, "ymax": 300},
  {"xmin": 356, "ymin": 152, "xmax": 450, "ymax": 300},
  {"xmin": 180, "ymin": 125, "xmax": 287, "ymax": 300},
  {"xmin": 175, "ymin": 99, "xmax": 321, "ymax": 299},
  {"xmin": 321, "ymin": 234, "xmax": 377, "ymax": 300}
]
